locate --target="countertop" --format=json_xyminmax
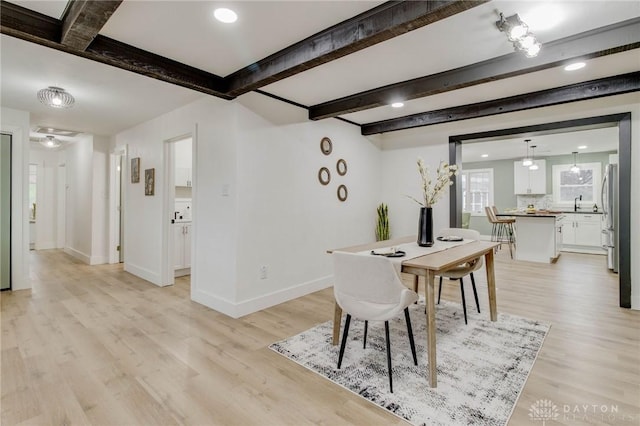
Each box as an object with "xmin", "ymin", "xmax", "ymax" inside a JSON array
[
  {"xmin": 497, "ymin": 212, "xmax": 565, "ymax": 218},
  {"xmin": 497, "ymin": 210, "xmax": 602, "ymax": 218}
]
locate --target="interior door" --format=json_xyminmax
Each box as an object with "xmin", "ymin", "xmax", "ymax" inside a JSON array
[{"xmin": 1, "ymin": 133, "xmax": 11, "ymax": 290}]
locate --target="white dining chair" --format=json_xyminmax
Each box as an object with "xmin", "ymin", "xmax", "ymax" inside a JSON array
[
  {"xmin": 436, "ymin": 228, "xmax": 483, "ymax": 324},
  {"xmin": 332, "ymin": 251, "xmax": 418, "ymax": 393}
]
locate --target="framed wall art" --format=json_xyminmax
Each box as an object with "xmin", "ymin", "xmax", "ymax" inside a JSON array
[
  {"xmin": 320, "ymin": 137, "xmax": 332, "ymax": 155},
  {"xmin": 145, "ymin": 168, "xmax": 155, "ymax": 196},
  {"xmin": 131, "ymin": 157, "xmax": 140, "ymax": 183},
  {"xmin": 318, "ymin": 167, "xmax": 331, "ymax": 186},
  {"xmin": 337, "ymin": 184, "xmax": 348, "ymax": 202},
  {"xmin": 336, "ymin": 159, "xmax": 347, "ymax": 176}
]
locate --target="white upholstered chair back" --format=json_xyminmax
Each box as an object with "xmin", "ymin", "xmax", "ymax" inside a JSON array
[{"xmin": 332, "ymin": 251, "xmax": 418, "ymax": 321}]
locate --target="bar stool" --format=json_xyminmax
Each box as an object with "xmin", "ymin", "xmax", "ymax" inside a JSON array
[{"xmin": 485, "ymin": 207, "xmax": 516, "ymax": 258}]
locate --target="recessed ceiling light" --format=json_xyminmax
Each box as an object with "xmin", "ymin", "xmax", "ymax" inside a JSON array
[
  {"xmin": 214, "ymin": 8, "xmax": 237, "ymax": 23},
  {"xmin": 391, "ymin": 102, "xmax": 404, "ymax": 108},
  {"xmin": 564, "ymin": 62, "xmax": 586, "ymax": 71},
  {"xmin": 578, "ymin": 145, "xmax": 587, "ymax": 149},
  {"xmin": 481, "ymin": 154, "xmax": 489, "ymax": 158}
]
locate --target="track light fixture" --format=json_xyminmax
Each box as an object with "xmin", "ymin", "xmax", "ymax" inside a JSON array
[{"xmin": 496, "ymin": 13, "xmax": 541, "ymax": 58}]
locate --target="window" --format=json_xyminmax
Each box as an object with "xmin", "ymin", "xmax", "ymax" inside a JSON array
[
  {"xmin": 552, "ymin": 162, "xmax": 601, "ymax": 206},
  {"xmin": 461, "ymin": 168, "xmax": 494, "ymax": 216}
]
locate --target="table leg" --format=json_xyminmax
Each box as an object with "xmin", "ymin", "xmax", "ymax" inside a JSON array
[
  {"xmin": 484, "ymin": 249, "xmax": 498, "ymax": 321},
  {"xmin": 424, "ymin": 269, "xmax": 437, "ymax": 388},
  {"xmin": 411, "ymin": 275, "xmax": 419, "ymax": 294},
  {"xmin": 332, "ymin": 302, "xmax": 343, "ymax": 345}
]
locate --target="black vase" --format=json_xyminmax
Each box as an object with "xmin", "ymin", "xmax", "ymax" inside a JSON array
[{"xmin": 417, "ymin": 207, "xmax": 434, "ymax": 247}]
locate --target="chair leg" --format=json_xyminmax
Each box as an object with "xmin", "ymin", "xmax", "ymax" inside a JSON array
[
  {"xmin": 384, "ymin": 321, "xmax": 393, "ymax": 393},
  {"xmin": 459, "ymin": 278, "xmax": 468, "ymax": 325},
  {"xmin": 363, "ymin": 320, "xmax": 368, "ymax": 349},
  {"xmin": 337, "ymin": 314, "xmax": 351, "ymax": 369},
  {"xmin": 470, "ymin": 272, "xmax": 480, "ymax": 313},
  {"xmin": 437, "ymin": 276, "xmax": 443, "ymax": 304},
  {"xmin": 404, "ymin": 308, "xmax": 417, "ymax": 366}
]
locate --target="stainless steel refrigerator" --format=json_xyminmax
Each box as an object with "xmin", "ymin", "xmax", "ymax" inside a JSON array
[{"xmin": 601, "ymin": 164, "xmax": 618, "ymax": 273}]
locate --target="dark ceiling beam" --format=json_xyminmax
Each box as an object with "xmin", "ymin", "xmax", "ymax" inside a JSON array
[
  {"xmin": 361, "ymin": 72, "xmax": 640, "ymax": 135},
  {"xmin": 0, "ymin": 1, "xmax": 229, "ymax": 98},
  {"xmin": 310, "ymin": 18, "xmax": 640, "ymax": 120},
  {"xmin": 61, "ymin": 0, "xmax": 123, "ymax": 51},
  {"xmin": 225, "ymin": 0, "xmax": 488, "ymax": 97}
]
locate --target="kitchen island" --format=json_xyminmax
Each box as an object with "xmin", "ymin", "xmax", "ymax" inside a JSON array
[{"xmin": 497, "ymin": 211, "xmax": 565, "ymax": 263}]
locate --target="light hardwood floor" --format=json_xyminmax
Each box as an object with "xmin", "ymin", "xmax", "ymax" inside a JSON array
[{"xmin": 1, "ymin": 248, "xmax": 639, "ymax": 425}]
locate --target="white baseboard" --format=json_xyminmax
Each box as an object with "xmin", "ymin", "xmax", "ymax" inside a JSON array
[
  {"xmin": 191, "ymin": 289, "xmax": 237, "ymax": 318},
  {"xmin": 124, "ymin": 262, "xmax": 165, "ymax": 287},
  {"xmin": 64, "ymin": 247, "xmax": 91, "ymax": 264},
  {"xmin": 234, "ymin": 275, "xmax": 333, "ymax": 318},
  {"xmin": 35, "ymin": 241, "xmax": 56, "ymax": 250},
  {"xmin": 175, "ymin": 268, "xmax": 191, "ymax": 277},
  {"xmin": 191, "ymin": 275, "xmax": 333, "ymax": 319},
  {"xmin": 90, "ymin": 255, "xmax": 108, "ymax": 265}
]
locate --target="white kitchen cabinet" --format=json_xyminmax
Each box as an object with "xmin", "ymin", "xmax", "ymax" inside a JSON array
[
  {"xmin": 175, "ymin": 167, "xmax": 192, "ymax": 187},
  {"xmin": 514, "ymin": 160, "xmax": 546, "ymax": 194},
  {"xmin": 173, "ymin": 222, "xmax": 192, "ymax": 275},
  {"xmin": 561, "ymin": 214, "xmax": 604, "ymax": 254}
]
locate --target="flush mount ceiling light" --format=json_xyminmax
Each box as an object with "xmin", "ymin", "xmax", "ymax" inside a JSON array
[
  {"xmin": 496, "ymin": 13, "xmax": 541, "ymax": 58},
  {"xmin": 214, "ymin": 8, "xmax": 237, "ymax": 23},
  {"xmin": 578, "ymin": 145, "xmax": 587, "ymax": 149},
  {"xmin": 40, "ymin": 135, "xmax": 62, "ymax": 149},
  {"xmin": 564, "ymin": 62, "xmax": 586, "ymax": 71},
  {"xmin": 570, "ymin": 151, "xmax": 581, "ymax": 173},
  {"xmin": 529, "ymin": 145, "xmax": 539, "ymax": 170},
  {"xmin": 481, "ymin": 154, "xmax": 489, "ymax": 158},
  {"xmin": 37, "ymin": 86, "xmax": 75, "ymax": 109},
  {"xmin": 522, "ymin": 139, "xmax": 533, "ymax": 167},
  {"xmin": 391, "ymin": 102, "xmax": 404, "ymax": 108}
]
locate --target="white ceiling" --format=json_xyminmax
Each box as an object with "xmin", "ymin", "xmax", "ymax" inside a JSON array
[
  {"xmin": 1, "ymin": 0, "xmax": 639, "ymax": 140},
  {"xmin": 461, "ymin": 126, "xmax": 619, "ymax": 163}
]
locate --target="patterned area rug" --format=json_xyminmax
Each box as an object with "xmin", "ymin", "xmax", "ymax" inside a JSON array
[{"xmin": 270, "ymin": 301, "xmax": 549, "ymax": 426}]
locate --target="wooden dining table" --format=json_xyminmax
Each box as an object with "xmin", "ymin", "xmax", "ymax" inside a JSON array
[{"xmin": 328, "ymin": 236, "xmax": 500, "ymax": 388}]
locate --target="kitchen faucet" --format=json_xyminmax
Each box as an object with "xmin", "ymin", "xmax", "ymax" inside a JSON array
[{"xmin": 574, "ymin": 194, "xmax": 582, "ymax": 212}]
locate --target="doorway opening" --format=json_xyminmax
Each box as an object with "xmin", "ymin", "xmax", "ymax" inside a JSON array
[
  {"xmin": 163, "ymin": 135, "xmax": 194, "ymax": 287},
  {"xmin": 109, "ymin": 147, "xmax": 126, "ymax": 264},
  {"xmin": 449, "ymin": 112, "xmax": 631, "ymax": 308},
  {"xmin": 1, "ymin": 133, "xmax": 11, "ymax": 290}
]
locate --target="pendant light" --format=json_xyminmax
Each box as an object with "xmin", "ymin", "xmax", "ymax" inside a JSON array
[
  {"xmin": 521, "ymin": 139, "xmax": 533, "ymax": 167},
  {"xmin": 570, "ymin": 151, "xmax": 581, "ymax": 173},
  {"xmin": 529, "ymin": 145, "xmax": 539, "ymax": 170}
]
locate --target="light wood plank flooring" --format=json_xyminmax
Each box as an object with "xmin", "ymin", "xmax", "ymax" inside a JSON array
[{"xmin": 1, "ymin": 249, "xmax": 639, "ymax": 425}]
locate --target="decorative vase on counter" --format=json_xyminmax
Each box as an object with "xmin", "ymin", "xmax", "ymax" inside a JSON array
[{"xmin": 417, "ymin": 207, "xmax": 434, "ymax": 247}]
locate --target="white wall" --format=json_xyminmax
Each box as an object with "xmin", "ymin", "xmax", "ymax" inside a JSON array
[
  {"xmin": 64, "ymin": 135, "xmax": 95, "ymax": 263},
  {"xmin": 91, "ymin": 136, "xmax": 110, "ymax": 264},
  {"xmin": 233, "ymin": 94, "xmax": 382, "ymax": 315},
  {"xmin": 115, "ymin": 93, "xmax": 383, "ymax": 317},
  {"xmin": 29, "ymin": 147, "xmax": 60, "ymax": 250},
  {"xmin": 0, "ymin": 107, "xmax": 29, "ymax": 290},
  {"xmin": 115, "ymin": 96, "xmax": 239, "ymax": 299},
  {"xmin": 379, "ymin": 92, "xmax": 640, "ymax": 309}
]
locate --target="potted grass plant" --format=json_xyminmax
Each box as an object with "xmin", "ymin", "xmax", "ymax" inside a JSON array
[{"xmin": 375, "ymin": 203, "xmax": 390, "ymax": 241}]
